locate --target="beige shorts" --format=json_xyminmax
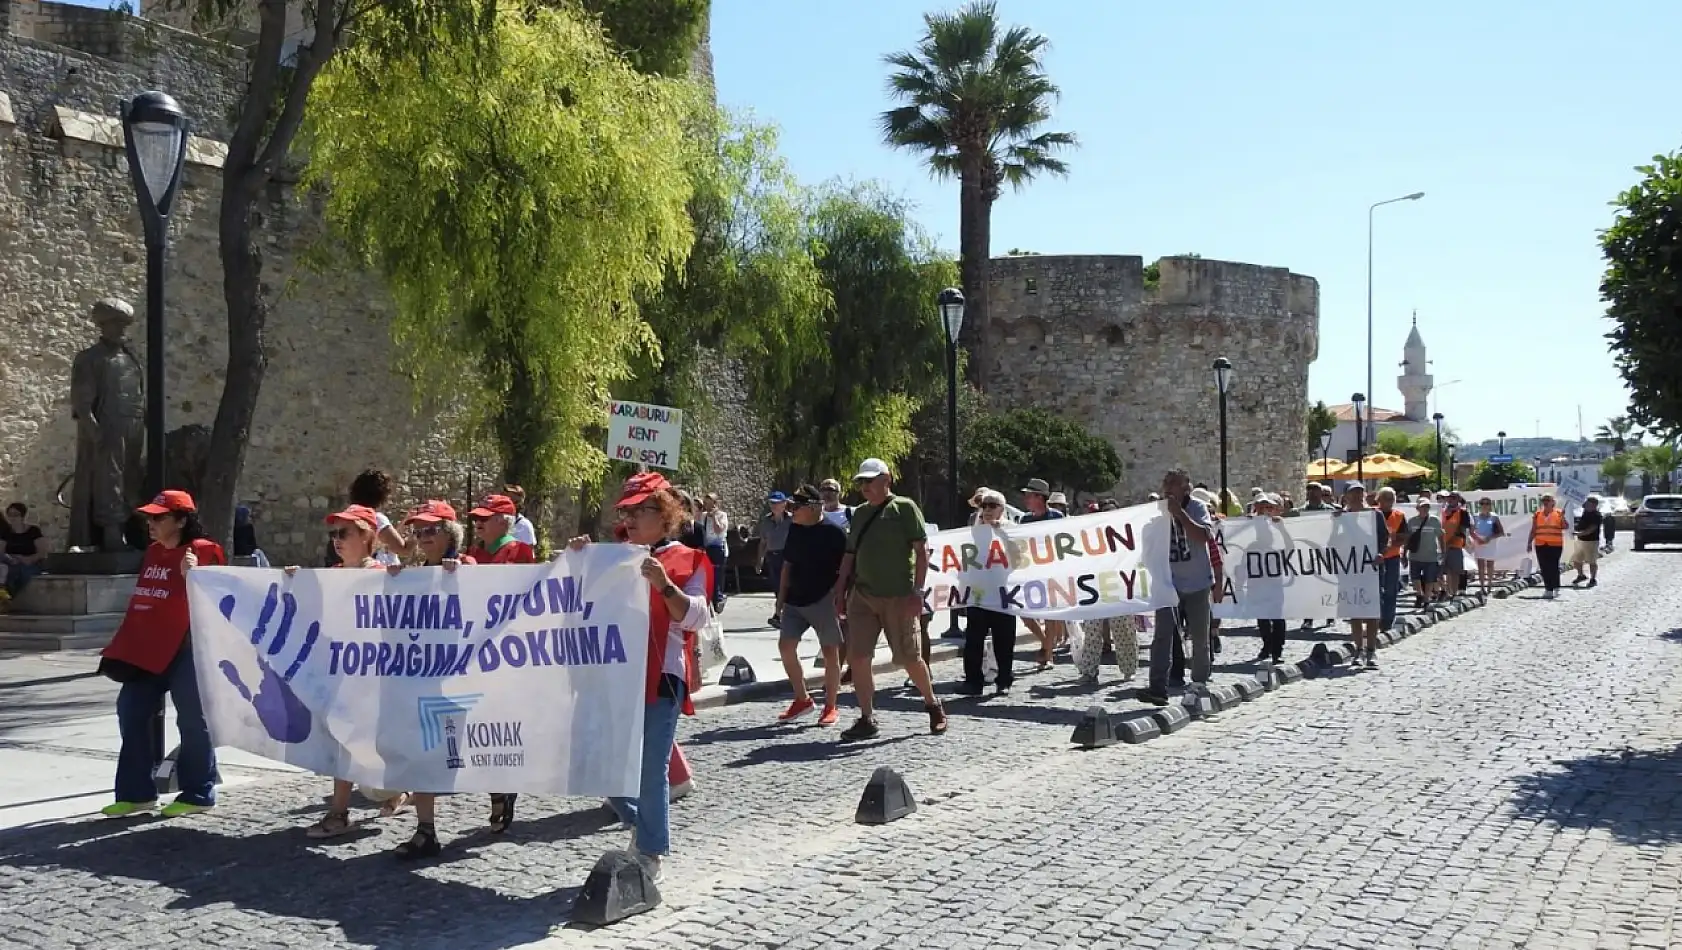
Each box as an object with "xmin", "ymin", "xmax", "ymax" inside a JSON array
[
  {"xmin": 845, "ymin": 591, "xmax": 921, "ymax": 665},
  {"xmin": 1571, "ymin": 539, "xmax": 1600, "ymax": 566}
]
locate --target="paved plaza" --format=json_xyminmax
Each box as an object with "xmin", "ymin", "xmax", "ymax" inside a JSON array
[{"xmin": 3, "ymin": 553, "xmax": 1682, "ymax": 949}]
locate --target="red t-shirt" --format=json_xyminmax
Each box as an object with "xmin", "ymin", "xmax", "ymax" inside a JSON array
[
  {"xmin": 102, "ymin": 539, "xmax": 226, "ymax": 675},
  {"xmin": 467, "ymin": 537, "xmax": 535, "ymax": 564}
]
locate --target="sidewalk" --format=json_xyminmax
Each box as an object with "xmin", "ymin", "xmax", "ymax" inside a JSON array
[{"xmin": 0, "ymin": 593, "xmax": 940, "ymax": 830}]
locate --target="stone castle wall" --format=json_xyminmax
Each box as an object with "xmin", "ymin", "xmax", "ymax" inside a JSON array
[
  {"xmin": 0, "ymin": 4, "xmax": 773, "ymax": 564},
  {"xmin": 985, "ymin": 255, "xmax": 1319, "ymax": 504}
]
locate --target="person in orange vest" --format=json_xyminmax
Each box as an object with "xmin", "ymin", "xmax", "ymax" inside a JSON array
[
  {"xmin": 1526, "ymin": 493, "xmax": 1569, "ymax": 599},
  {"xmin": 1438, "ymin": 492, "xmax": 1475, "ymax": 598},
  {"xmin": 1373, "ymin": 487, "xmax": 1407, "ymax": 632}
]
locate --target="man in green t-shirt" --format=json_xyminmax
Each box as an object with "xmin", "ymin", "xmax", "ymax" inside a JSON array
[{"xmin": 833, "ymin": 458, "xmax": 946, "ymax": 742}]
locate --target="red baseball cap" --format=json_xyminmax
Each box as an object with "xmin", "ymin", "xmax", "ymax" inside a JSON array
[
  {"xmin": 325, "ymin": 504, "xmax": 380, "ymax": 531},
  {"xmin": 469, "ymin": 494, "xmax": 518, "ymax": 518},
  {"xmin": 615, "ymin": 471, "xmax": 671, "ymax": 509},
  {"xmin": 404, "ymin": 499, "xmax": 458, "ymax": 524},
  {"xmin": 137, "ymin": 490, "xmax": 196, "ymax": 515}
]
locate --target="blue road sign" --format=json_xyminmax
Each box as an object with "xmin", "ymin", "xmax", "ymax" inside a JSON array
[{"xmin": 1489, "ymin": 454, "xmax": 1513, "ymax": 464}]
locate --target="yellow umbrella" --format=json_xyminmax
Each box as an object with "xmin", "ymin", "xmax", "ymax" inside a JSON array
[
  {"xmin": 1306, "ymin": 458, "xmax": 1353, "ymax": 480},
  {"xmin": 1348, "ymin": 453, "xmax": 1432, "ymax": 480}
]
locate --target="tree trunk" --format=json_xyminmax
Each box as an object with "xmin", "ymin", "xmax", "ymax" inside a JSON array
[{"xmin": 957, "ymin": 163, "xmax": 991, "ymax": 390}]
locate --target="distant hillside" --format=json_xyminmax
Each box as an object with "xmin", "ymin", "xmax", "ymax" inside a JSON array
[{"xmin": 1453, "ymin": 436, "xmax": 1606, "ymax": 463}]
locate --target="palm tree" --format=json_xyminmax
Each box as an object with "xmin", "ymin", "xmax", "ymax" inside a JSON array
[
  {"xmin": 1593, "ymin": 415, "xmax": 1640, "ymax": 454},
  {"xmin": 881, "ymin": 1, "xmax": 1076, "ymax": 388},
  {"xmin": 1599, "ymin": 453, "xmax": 1634, "ymax": 496},
  {"xmin": 1632, "ymin": 442, "xmax": 1680, "ymax": 493}
]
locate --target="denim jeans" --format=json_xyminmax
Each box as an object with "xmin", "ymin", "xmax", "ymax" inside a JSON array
[
  {"xmin": 609, "ymin": 675, "xmax": 685, "ymax": 856},
  {"xmin": 115, "ymin": 644, "xmax": 218, "ymax": 805},
  {"xmin": 1150, "ymin": 590, "xmax": 1211, "ymax": 694},
  {"xmin": 1379, "ymin": 557, "xmax": 1402, "ymax": 630}
]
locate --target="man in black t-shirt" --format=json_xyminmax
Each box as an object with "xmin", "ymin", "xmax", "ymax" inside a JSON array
[
  {"xmin": 1570, "ymin": 496, "xmax": 1604, "ymax": 589},
  {"xmin": 774, "ymin": 484, "xmax": 849, "ymax": 725}
]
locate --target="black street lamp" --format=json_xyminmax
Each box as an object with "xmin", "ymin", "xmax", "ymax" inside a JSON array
[
  {"xmin": 1447, "ymin": 443, "xmax": 1457, "ymax": 490},
  {"xmin": 1318, "ymin": 429, "xmax": 1334, "ymax": 479},
  {"xmin": 938, "ymin": 287, "xmax": 965, "ymax": 528},
  {"xmin": 121, "ymin": 91, "xmax": 190, "ymax": 499},
  {"xmin": 1352, "ymin": 393, "xmax": 1367, "ymax": 483},
  {"xmin": 1213, "ymin": 358, "xmax": 1233, "ymax": 506},
  {"xmin": 1433, "ymin": 412, "xmax": 1444, "ymax": 491},
  {"xmin": 1497, "ymin": 430, "xmax": 1507, "ymax": 455}
]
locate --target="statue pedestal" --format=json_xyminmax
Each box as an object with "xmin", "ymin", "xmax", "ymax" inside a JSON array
[
  {"xmin": 1, "ymin": 568, "xmax": 137, "ymax": 651},
  {"xmin": 43, "ymin": 551, "xmax": 146, "ymax": 576}
]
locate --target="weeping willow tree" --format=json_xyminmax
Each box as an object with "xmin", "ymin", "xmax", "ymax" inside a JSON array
[{"xmin": 302, "ymin": 5, "xmax": 701, "ymax": 497}]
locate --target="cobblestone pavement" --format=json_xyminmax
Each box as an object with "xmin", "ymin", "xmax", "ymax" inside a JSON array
[{"xmin": 4, "ymin": 554, "xmax": 1681, "ymax": 949}]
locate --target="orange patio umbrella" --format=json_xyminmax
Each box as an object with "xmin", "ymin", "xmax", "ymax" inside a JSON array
[
  {"xmin": 1346, "ymin": 453, "xmax": 1432, "ymax": 480},
  {"xmin": 1306, "ymin": 458, "xmax": 1353, "ymax": 480}
]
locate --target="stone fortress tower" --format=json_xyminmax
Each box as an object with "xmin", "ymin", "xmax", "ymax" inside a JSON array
[
  {"xmin": 985, "ymin": 255, "xmax": 1320, "ymax": 503},
  {"xmin": 1396, "ymin": 312, "xmax": 1433, "ymax": 422}
]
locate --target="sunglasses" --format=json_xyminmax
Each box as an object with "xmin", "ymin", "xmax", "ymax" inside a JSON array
[
  {"xmin": 146, "ymin": 512, "xmax": 175, "ymax": 522},
  {"xmin": 617, "ymin": 504, "xmax": 661, "ymax": 519},
  {"xmin": 820, "ymin": 488, "xmax": 839, "ymax": 494},
  {"xmin": 412, "ymin": 525, "xmax": 447, "ymax": 539},
  {"xmin": 328, "ymin": 527, "xmax": 357, "ymax": 541},
  {"xmin": 980, "ymin": 502, "xmax": 1002, "ymax": 510}
]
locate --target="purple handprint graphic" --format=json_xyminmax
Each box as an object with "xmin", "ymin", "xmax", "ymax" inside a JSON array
[{"xmin": 218, "ymin": 584, "xmax": 320, "ymax": 744}]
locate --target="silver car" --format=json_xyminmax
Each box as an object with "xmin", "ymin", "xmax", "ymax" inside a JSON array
[{"xmin": 1633, "ymin": 494, "xmax": 1682, "ymax": 550}]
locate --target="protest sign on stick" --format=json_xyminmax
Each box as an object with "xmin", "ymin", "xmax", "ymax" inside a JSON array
[
  {"xmin": 1211, "ymin": 512, "xmax": 1381, "ymax": 620},
  {"xmin": 187, "ymin": 546, "xmax": 651, "ymax": 796}
]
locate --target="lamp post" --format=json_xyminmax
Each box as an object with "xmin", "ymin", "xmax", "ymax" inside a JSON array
[
  {"xmin": 1497, "ymin": 430, "xmax": 1507, "ymax": 455},
  {"xmin": 938, "ymin": 287, "xmax": 965, "ymax": 528},
  {"xmin": 1319, "ymin": 429, "xmax": 1334, "ymax": 480},
  {"xmin": 1352, "ymin": 393, "xmax": 1367, "ymax": 483},
  {"xmin": 121, "ymin": 91, "xmax": 190, "ymax": 500},
  {"xmin": 1366, "ymin": 191, "xmax": 1425, "ymax": 444},
  {"xmin": 1447, "ymin": 443, "xmax": 1457, "ymax": 490},
  {"xmin": 1213, "ymin": 358, "xmax": 1233, "ymax": 506},
  {"xmin": 1433, "ymin": 412, "xmax": 1445, "ymax": 491}
]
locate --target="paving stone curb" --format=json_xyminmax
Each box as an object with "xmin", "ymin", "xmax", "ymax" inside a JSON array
[{"xmin": 691, "ymin": 641, "xmax": 963, "ymax": 712}]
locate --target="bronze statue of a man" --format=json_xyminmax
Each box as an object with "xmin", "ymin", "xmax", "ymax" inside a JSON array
[{"xmin": 69, "ymin": 298, "xmax": 145, "ymax": 552}]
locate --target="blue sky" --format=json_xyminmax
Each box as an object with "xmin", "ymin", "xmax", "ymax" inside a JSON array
[{"xmin": 711, "ymin": 1, "xmax": 1678, "ymax": 445}]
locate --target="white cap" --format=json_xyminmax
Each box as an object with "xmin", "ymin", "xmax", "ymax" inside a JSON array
[{"xmin": 854, "ymin": 458, "xmax": 891, "ymax": 481}]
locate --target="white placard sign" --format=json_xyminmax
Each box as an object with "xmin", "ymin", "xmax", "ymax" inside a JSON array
[
  {"xmin": 923, "ymin": 502, "xmax": 1178, "ymax": 621},
  {"xmin": 1459, "ymin": 486, "xmax": 1548, "ymax": 572},
  {"xmin": 186, "ymin": 547, "xmax": 651, "ymax": 796},
  {"xmin": 606, "ymin": 399, "xmax": 683, "ymax": 471},
  {"xmin": 1211, "ymin": 512, "xmax": 1381, "ymax": 620}
]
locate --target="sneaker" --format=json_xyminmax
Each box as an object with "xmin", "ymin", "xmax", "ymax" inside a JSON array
[
  {"xmin": 994, "ymin": 684, "xmax": 1012, "ymax": 697},
  {"xmin": 635, "ymin": 851, "xmax": 664, "ymax": 885},
  {"xmin": 954, "ymin": 682, "xmax": 985, "ymax": 696},
  {"xmin": 767, "ymin": 614, "xmax": 781, "ymax": 628},
  {"xmin": 1587, "ymin": 579, "xmax": 1598, "ymax": 589},
  {"xmin": 160, "ymin": 800, "xmax": 212, "ymax": 818},
  {"xmin": 1211, "ymin": 634, "xmax": 1222, "ymax": 655},
  {"xmin": 778, "ymin": 697, "xmax": 816, "ymax": 721},
  {"xmin": 839, "ymin": 717, "xmax": 880, "ymax": 742},
  {"xmin": 1571, "ymin": 576, "xmax": 1585, "ymax": 586},
  {"xmin": 100, "ymin": 800, "xmax": 158, "ymax": 819},
  {"xmin": 1135, "ymin": 689, "xmax": 1169, "ymax": 707},
  {"xmin": 817, "ymin": 705, "xmax": 839, "ymax": 726},
  {"xmin": 1366, "ymin": 650, "xmax": 1379, "ymax": 670}
]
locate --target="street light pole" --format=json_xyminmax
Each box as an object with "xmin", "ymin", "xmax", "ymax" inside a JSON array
[
  {"xmin": 1433, "ymin": 412, "xmax": 1444, "ymax": 491},
  {"xmin": 1319, "ymin": 430, "xmax": 1334, "ymax": 480},
  {"xmin": 121, "ymin": 91, "xmax": 190, "ymax": 500},
  {"xmin": 1213, "ymin": 358, "xmax": 1233, "ymax": 507},
  {"xmin": 1353, "ymin": 393, "xmax": 1367, "ymax": 483},
  {"xmin": 1366, "ymin": 191, "xmax": 1425, "ymax": 445},
  {"xmin": 938, "ymin": 287, "xmax": 965, "ymax": 530},
  {"xmin": 1447, "ymin": 443, "xmax": 1457, "ymax": 490},
  {"xmin": 1498, "ymin": 430, "xmax": 1507, "ymax": 455}
]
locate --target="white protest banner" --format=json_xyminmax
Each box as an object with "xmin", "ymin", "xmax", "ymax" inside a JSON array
[
  {"xmin": 1459, "ymin": 486, "xmax": 1548, "ymax": 572},
  {"xmin": 185, "ymin": 546, "xmax": 651, "ymax": 796},
  {"xmin": 606, "ymin": 399, "xmax": 683, "ymax": 471},
  {"xmin": 1555, "ymin": 472, "xmax": 1596, "ymax": 518},
  {"xmin": 1211, "ymin": 512, "xmax": 1381, "ymax": 620},
  {"xmin": 923, "ymin": 502, "xmax": 1177, "ymax": 621}
]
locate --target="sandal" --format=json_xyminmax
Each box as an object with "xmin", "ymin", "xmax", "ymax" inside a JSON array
[
  {"xmin": 378, "ymin": 792, "xmax": 411, "ymax": 819},
  {"xmin": 393, "ymin": 825, "xmax": 441, "ymax": 860},
  {"xmin": 926, "ymin": 703, "xmax": 948, "ymax": 736},
  {"xmin": 488, "ymin": 793, "xmax": 517, "ymax": 834},
  {"xmin": 305, "ymin": 810, "xmax": 353, "ymax": 839}
]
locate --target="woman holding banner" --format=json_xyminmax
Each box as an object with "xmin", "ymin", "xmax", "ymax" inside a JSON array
[
  {"xmin": 568, "ymin": 471, "xmax": 711, "ymax": 884},
  {"xmin": 958, "ymin": 488, "xmax": 1018, "ymax": 695},
  {"xmin": 1470, "ymin": 497, "xmax": 1505, "ymax": 593},
  {"xmin": 385, "ymin": 501, "xmax": 475, "ymax": 859}
]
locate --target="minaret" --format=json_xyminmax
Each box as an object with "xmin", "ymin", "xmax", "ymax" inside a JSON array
[{"xmin": 1397, "ymin": 310, "xmax": 1433, "ymax": 421}]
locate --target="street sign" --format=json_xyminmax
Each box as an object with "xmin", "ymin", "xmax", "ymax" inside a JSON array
[
  {"xmin": 1489, "ymin": 454, "xmax": 1513, "ymax": 464},
  {"xmin": 606, "ymin": 400, "xmax": 683, "ymax": 471}
]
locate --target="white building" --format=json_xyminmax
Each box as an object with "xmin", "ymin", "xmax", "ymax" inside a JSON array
[{"xmin": 1316, "ymin": 317, "xmax": 1436, "ymax": 466}]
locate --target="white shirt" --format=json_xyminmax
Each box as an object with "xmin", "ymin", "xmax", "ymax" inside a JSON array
[
  {"xmin": 821, "ymin": 506, "xmax": 851, "ymax": 529},
  {"xmin": 512, "ymin": 514, "xmax": 537, "ymax": 546},
  {"xmin": 373, "ymin": 512, "xmax": 400, "ymax": 566},
  {"xmin": 703, "ymin": 510, "xmax": 729, "ymax": 553}
]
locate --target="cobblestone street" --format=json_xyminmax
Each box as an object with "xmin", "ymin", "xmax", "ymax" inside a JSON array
[{"xmin": 4, "ymin": 552, "xmax": 1682, "ymax": 949}]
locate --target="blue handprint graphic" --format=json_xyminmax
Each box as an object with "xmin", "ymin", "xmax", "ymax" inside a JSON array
[{"xmin": 218, "ymin": 583, "xmax": 320, "ymax": 744}]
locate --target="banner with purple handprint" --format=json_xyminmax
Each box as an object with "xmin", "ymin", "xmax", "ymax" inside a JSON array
[{"xmin": 184, "ymin": 544, "xmax": 652, "ymax": 796}]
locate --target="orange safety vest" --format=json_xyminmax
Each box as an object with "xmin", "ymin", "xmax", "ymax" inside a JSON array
[
  {"xmin": 1442, "ymin": 508, "xmax": 1471, "ymax": 549},
  {"xmin": 1531, "ymin": 509, "xmax": 1566, "ymax": 547},
  {"xmin": 1381, "ymin": 509, "xmax": 1406, "ymax": 559}
]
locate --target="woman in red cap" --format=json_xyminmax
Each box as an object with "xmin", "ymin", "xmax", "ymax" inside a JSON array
[
  {"xmin": 566, "ymin": 471, "xmax": 711, "ymax": 884},
  {"xmin": 98, "ymin": 490, "xmax": 227, "ymax": 818},
  {"xmin": 385, "ymin": 501, "xmax": 478, "ymax": 858},
  {"xmin": 288, "ymin": 504, "xmax": 411, "ymax": 838}
]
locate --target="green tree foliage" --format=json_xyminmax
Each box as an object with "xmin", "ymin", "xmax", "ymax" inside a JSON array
[
  {"xmin": 1593, "ymin": 414, "xmax": 1640, "ymax": 455},
  {"xmin": 1467, "ymin": 459, "xmax": 1537, "ymax": 491},
  {"xmin": 880, "ymin": 0, "xmax": 1075, "ymax": 387},
  {"xmin": 622, "ymin": 113, "xmax": 828, "ymax": 485},
  {"xmin": 1602, "ymin": 151, "xmax": 1682, "ymax": 435},
  {"xmin": 577, "ymin": 0, "xmax": 711, "ymax": 78},
  {"xmin": 1631, "ymin": 443, "xmax": 1679, "ymax": 493},
  {"xmin": 763, "ymin": 182, "xmax": 955, "ymax": 483},
  {"xmin": 964, "ymin": 407, "xmax": 1123, "ymax": 497},
  {"xmin": 1600, "ymin": 453, "xmax": 1634, "ymax": 496},
  {"xmin": 1306, "ymin": 400, "xmax": 1339, "ymax": 456},
  {"xmin": 303, "ymin": 4, "xmax": 699, "ymax": 497}
]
